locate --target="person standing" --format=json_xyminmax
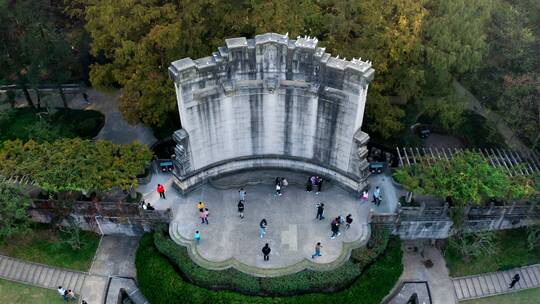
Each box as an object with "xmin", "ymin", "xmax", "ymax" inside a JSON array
[
  {"xmin": 316, "ymin": 176, "xmax": 323, "ymax": 194},
  {"xmin": 157, "ymin": 184, "xmax": 166, "ymax": 199},
  {"xmin": 361, "ymin": 190, "xmax": 369, "ymax": 202},
  {"xmin": 238, "ymin": 200, "xmax": 245, "ymax": 219},
  {"xmin": 509, "ymin": 273, "xmax": 520, "ymax": 288},
  {"xmin": 275, "ymin": 183, "xmax": 282, "ymax": 196},
  {"xmin": 239, "ymin": 188, "xmax": 246, "ymax": 202},
  {"xmin": 57, "ymin": 286, "xmax": 66, "ymax": 297},
  {"xmin": 306, "ymin": 176, "xmax": 313, "ymax": 192},
  {"xmin": 199, "ymin": 209, "xmax": 206, "ymax": 224},
  {"xmin": 311, "ymin": 242, "xmax": 322, "ymax": 259},
  {"xmin": 202, "ymin": 208, "xmax": 209, "ymax": 224},
  {"xmin": 345, "ymin": 214, "xmax": 353, "ymax": 230},
  {"xmin": 260, "ymin": 218, "xmax": 267, "ymax": 238},
  {"xmin": 194, "ymin": 230, "xmax": 201, "ymax": 244},
  {"xmin": 316, "ymin": 203, "xmax": 325, "ymax": 220},
  {"xmin": 262, "ymin": 243, "xmax": 271, "ymax": 261},
  {"xmin": 373, "ymin": 186, "xmax": 381, "ymax": 205},
  {"xmin": 197, "ymin": 201, "xmax": 205, "ymax": 211}
]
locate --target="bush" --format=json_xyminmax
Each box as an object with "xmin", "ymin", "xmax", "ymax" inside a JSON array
[
  {"xmin": 154, "ymin": 231, "xmax": 362, "ymax": 296},
  {"xmin": 351, "ymin": 226, "xmax": 391, "ymax": 265},
  {"xmin": 137, "ymin": 231, "xmax": 403, "ymax": 304}
]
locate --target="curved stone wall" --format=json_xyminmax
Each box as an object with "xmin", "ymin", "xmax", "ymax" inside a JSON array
[{"xmin": 169, "ymin": 33, "xmax": 374, "ymax": 193}]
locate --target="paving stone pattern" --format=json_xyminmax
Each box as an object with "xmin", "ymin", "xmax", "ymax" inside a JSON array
[
  {"xmin": 453, "ymin": 264, "xmax": 540, "ymax": 301},
  {"xmin": 0, "ymin": 254, "xmax": 87, "ymax": 293}
]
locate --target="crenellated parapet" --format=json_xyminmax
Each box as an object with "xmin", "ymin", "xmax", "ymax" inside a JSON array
[
  {"xmin": 169, "ymin": 33, "xmax": 374, "ymax": 98},
  {"xmin": 169, "ymin": 33, "xmax": 374, "ymax": 194}
]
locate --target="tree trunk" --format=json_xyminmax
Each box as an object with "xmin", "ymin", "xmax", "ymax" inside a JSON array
[
  {"xmin": 21, "ymin": 83, "xmax": 35, "ymax": 109},
  {"xmin": 34, "ymin": 88, "xmax": 41, "ymax": 109},
  {"xmin": 58, "ymin": 85, "xmax": 68, "ymax": 109}
]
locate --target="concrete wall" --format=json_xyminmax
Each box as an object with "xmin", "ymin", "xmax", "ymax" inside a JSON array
[{"xmin": 169, "ymin": 33, "xmax": 374, "ymax": 193}]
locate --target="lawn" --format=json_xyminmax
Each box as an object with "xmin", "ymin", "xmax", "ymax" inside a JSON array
[
  {"xmin": 463, "ymin": 288, "xmax": 540, "ymax": 304},
  {"xmin": 0, "ymin": 224, "xmax": 100, "ymax": 272},
  {"xmin": 0, "ymin": 107, "xmax": 104, "ymax": 144},
  {"xmin": 444, "ymin": 228, "xmax": 540, "ymax": 277},
  {"xmin": 0, "ymin": 278, "xmax": 64, "ymax": 304}
]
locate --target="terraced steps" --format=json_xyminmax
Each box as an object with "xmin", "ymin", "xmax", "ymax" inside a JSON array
[
  {"xmin": 453, "ymin": 264, "xmax": 540, "ymax": 301},
  {"xmin": 0, "ymin": 255, "xmax": 87, "ymax": 294}
]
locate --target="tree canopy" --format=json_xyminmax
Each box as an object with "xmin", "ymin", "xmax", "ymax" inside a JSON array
[
  {"xmin": 393, "ymin": 151, "xmax": 534, "ymax": 206},
  {"xmin": 0, "ymin": 182, "xmax": 30, "ymax": 238},
  {"xmin": 0, "ymin": 139, "xmax": 152, "ymax": 193}
]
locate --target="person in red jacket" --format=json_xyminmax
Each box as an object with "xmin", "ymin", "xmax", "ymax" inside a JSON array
[{"xmin": 157, "ymin": 184, "xmax": 166, "ymax": 199}]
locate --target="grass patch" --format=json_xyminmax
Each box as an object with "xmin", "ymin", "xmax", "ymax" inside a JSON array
[
  {"xmin": 462, "ymin": 287, "xmax": 540, "ymax": 304},
  {"xmin": 0, "ymin": 224, "xmax": 100, "ymax": 271},
  {"xmin": 0, "ymin": 278, "xmax": 64, "ymax": 304},
  {"xmin": 444, "ymin": 228, "xmax": 540, "ymax": 277},
  {"xmin": 0, "ymin": 107, "xmax": 104, "ymax": 143},
  {"xmin": 137, "ymin": 230, "xmax": 403, "ymax": 303}
]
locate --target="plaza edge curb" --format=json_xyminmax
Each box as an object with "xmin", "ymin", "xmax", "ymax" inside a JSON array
[{"xmin": 167, "ymin": 222, "xmax": 371, "ymax": 277}]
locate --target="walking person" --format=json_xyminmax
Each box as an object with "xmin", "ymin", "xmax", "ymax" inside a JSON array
[
  {"xmin": 194, "ymin": 230, "xmax": 201, "ymax": 244},
  {"xmin": 239, "ymin": 188, "xmax": 246, "ymax": 202},
  {"xmin": 316, "ymin": 176, "xmax": 323, "ymax": 194},
  {"xmin": 202, "ymin": 208, "xmax": 209, "ymax": 224},
  {"xmin": 315, "ymin": 203, "xmax": 325, "ymax": 220},
  {"xmin": 197, "ymin": 201, "xmax": 205, "ymax": 211},
  {"xmin": 345, "ymin": 214, "xmax": 353, "ymax": 230},
  {"xmin": 82, "ymin": 92, "xmax": 90, "ymax": 104},
  {"xmin": 330, "ymin": 218, "xmax": 341, "ymax": 239},
  {"xmin": 57, "ymin": 286, "xmax": 66, "ymax": 297},
  {"xmin": 306, "ymin": 176, "xmax": 313, "ymax": 192},
  {"xmin": 157, "ymin": 184, "xmax": 166, "ymax": 199},
  {"xmin": 260, "ymin": 218, "xmax": 267, "ymax": 238},
  {"xmin": 509, "ymin": 273, "xmax": 520, "ymax": 288},
  {"xmin": 311, "ymin": 242, "xmax": 322, "ymax": 259},
  {"xmin": 311, "ymin": 175, "xmax": 318, "ymax": 193},
  {"xmin": 67, "ymin": 290, "xmax": 76, "ymax": 302},
  {"xmin": 262, "ymin": 243, "xmax": 271, "ymax": 261},
  {"xmin": 238, "ymin": 200, "xmax": 245, "ymax": 219}
]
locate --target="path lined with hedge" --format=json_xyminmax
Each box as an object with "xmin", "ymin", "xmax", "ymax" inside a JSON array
[{"xmin": 453, "ymin": 264, "xmax": 540, "ymax": 301}]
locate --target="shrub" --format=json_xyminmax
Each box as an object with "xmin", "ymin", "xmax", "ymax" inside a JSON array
[
  {"xmin": 154, "ymin": 231, "xmax": 361, "ymax": 296},
  {"xmin": 137, "ymin": 234, "xmax": 403, "ymax": 304},
  {"xmin": 351, "ymin": 226, "xmax": 391, "ymax": 265}
]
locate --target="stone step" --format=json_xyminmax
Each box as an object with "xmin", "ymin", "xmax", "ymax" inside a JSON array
[
  {"xmin": 478, "ymin": 275, "xmax": 489, "ymax": 295},
  {"xmin": 459, "ymin": 279, "xmax": 470, "ymax": 299},
  {"xmin": 56, "ymin": 271, "xmax": 67, "ymax": 288},
  {"xmin": 24, "ymin": 264, "xmax": 37, "ymax": 282},
  {"xmin": 527, "ymin": 267, "xmax": 540, "ymax": 285},
  {"xmin": 62, "ymin": 272, "xmax": 74, "ymax": 289},
  {"xmin": 40, "ymin": 267, "xmax": 54, "ymax": 287},
  {"xmin": 8, "ymin": 261, "xmax": 22, "ymax": 279},
  {"xmin": 50, "ymin": 269, "xmax": 61, "ymax": 288},
  {"xmin": 518, "ymin": 269, "xmax": 533, "ymax": 288},
  {"xmin": 453, "ymin": 280, "xmax": 464, "ymax": 300},
  {"xmin": 18, "ymin": 263, "xmax": 30, "ymax": 281},
  {"xmin": 75, "ymin": 275, "xmax": 86, "ymax": 293},
  {"xmin": 0, "ymin": 256, "xmax": 10, "ymax": 275},
  {"xmin": 31, "ymin": 266, "xmax": 45, "ymax": 285}
]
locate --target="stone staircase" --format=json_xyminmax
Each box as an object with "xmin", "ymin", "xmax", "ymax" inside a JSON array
[
  {"xmin": 0, "ymin": 255, "xmax": 88, "ymax": 294},
  {"xmin": 453, "ymin": 264, "xmax": 540, "ymax": 301}
]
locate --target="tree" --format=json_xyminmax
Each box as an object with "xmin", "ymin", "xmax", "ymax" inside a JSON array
[
  {"xmin": 497, "ymin": 73, "xmax": 540, "ymax": 149},
  {"xmin": 393, "ymin": 151, "xmax": 534, "ymax": 207},
  {"xmin": 0, "ymin": 139, "xmax": 153, "ymax": 193},
  {"xmin": 0, "ymin": 182, "xmax": 31, "ymax": 238},
  {"xmin": 422, "ymin": 0, "xmax": 493, "ymax": 93}
]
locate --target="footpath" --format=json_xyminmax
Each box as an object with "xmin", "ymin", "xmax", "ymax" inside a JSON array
[
  {"xmin": 452, "ymin": 264, "xmax": 540, "ymax": 301},
  {"xmin": 0, "ymin": 235, "xmax": 148, "ymax": 304}
]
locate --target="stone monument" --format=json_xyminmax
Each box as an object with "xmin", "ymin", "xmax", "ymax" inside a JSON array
[{"xmin": 168, "ymin": 33, "xmax": 374, "ymax": 194}]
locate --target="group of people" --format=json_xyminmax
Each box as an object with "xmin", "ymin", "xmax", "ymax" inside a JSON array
[
  {"xmin": 57, "ymin": 286, "xmax": 77, "ymax": 302},
  {"xmin": 330, "ymin": 215, "xmax": 353, "ymax": 239},
  {"xmin": 274, "ymin": 177, "xmax": 288, "ymax": 196},
  {"xmin": 360, "ymin": 186, "xmax": 382, "ymax": 206},
  {"xmin": 306, "ymin": 175, "xmax": 323, "ymax": 194}
]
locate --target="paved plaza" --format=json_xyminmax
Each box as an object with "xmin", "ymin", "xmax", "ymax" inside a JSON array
[{"xmin": 139, "ymin": 170, "xmax": 401, "ymax": 275}]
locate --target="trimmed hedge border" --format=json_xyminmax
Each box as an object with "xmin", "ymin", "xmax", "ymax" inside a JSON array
[{"xmin": 136, "ymin": 228, "xmax": 403, "ymax": 304}]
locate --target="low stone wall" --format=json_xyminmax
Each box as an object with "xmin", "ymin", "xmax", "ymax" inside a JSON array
[{"xmin": 28, "ymin": 199, "xmax": 170, "ymax": 236}]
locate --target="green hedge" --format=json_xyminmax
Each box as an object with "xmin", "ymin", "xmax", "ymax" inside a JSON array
[
  {"xmin": 137, "ymin": 231, "xmax": 403, "ymax": 304},
  {"xmin": 153, "ymin": 227, "xmax": 391, "ymax": 296}
]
